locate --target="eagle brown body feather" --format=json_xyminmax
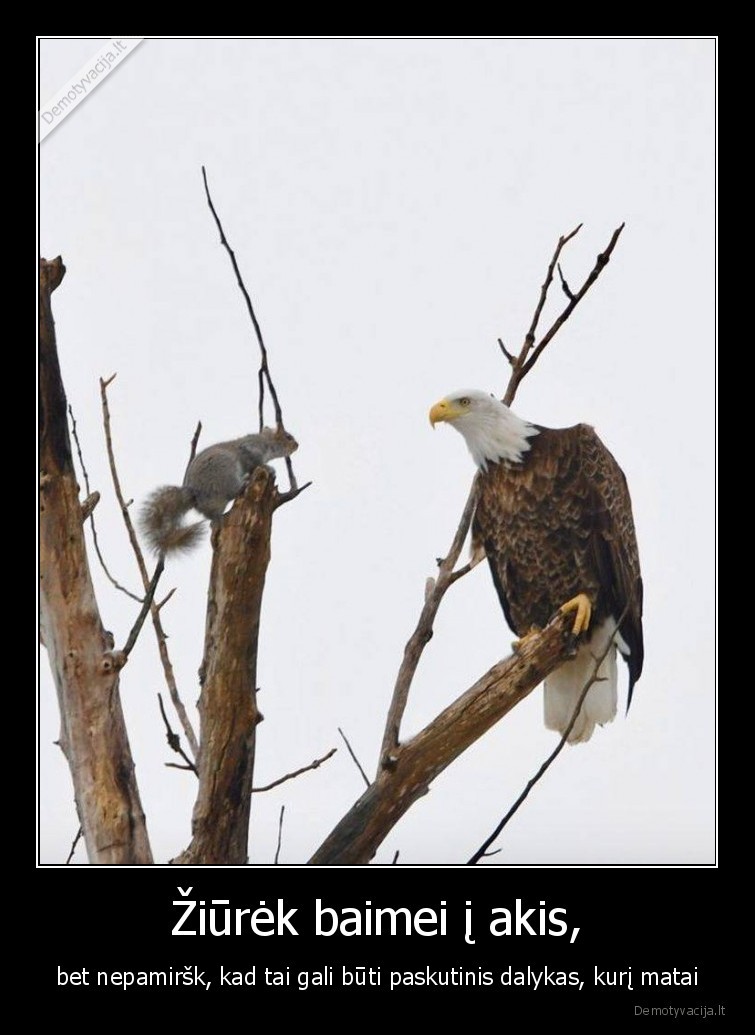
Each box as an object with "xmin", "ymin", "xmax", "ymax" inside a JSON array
[{"xmin": 472, "ymin": 423, "xmax": 644, "ymax": 705}]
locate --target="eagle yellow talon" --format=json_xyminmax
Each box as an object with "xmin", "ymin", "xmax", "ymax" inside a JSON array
[
  {"xmin": 560, "ymin": 593, "xmax": 592, "ymax": 636},
  {"xmin": 512, "ymin": 626, "xmax": 541, "ymax": 652}
]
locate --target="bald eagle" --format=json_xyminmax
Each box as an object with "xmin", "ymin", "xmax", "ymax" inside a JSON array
[{"xmin": 429, "ymin": 389, "xmax": 643, "ymax": 744}]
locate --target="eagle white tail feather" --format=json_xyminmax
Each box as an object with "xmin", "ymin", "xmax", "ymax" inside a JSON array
[{"xmin": 544, "ymin": 618, "xmax": 619, "ymax": 744}]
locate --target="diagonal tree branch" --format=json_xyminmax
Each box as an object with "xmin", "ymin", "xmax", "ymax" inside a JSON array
[
  {"xmin": 157, "ymin": 692, "xmax": 198, "ymax": 776},
  {"xmin": 201, "ymin": 165, "xmax": 307, "ymax": 499},
  {"xmin": 252, "ymin": 747, "xmax": 337, "ymax": 793},
  {"xmin": 378, "ymin": 480, "xmax": 479, "ymax": 766},
  {"xmin": 68, "ymin": 403, "xmax": 142, "ymax": 602},
  {"xmin": 339, "ymin": 727, "xmax": 371, "ymax": 788},
  {"xmin": 509, "ymin": 222, "xmax": 583, "ymax": 392},
  {"xmin": 311, "ymin": 611, "xmax": 578, "ymax": 865},
  {"xmin": 100, "ymin": 377, "xmax": 199, "ymax": 759},
  {"xmin": 121, "ymin": 558, "xmax": 164, "ymax": 659},
  {"xmin": 65, "ymin": 826, "xmax": 83, "ymax": 865}
]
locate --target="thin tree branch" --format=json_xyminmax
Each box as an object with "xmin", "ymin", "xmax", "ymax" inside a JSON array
[
  {"xmin": 201, "ymin": 165, "xmax": 303, "ymax": 494},
  {"xmin": 526, "ymin": 223, "xmax": 583, "ymax": 338},
  {"xmin": 498, "ymin": 338, "xmax": 516, "ymax": 366},
  {"xmin": 468, "ymin": 610, "xmax": 627, "ymax": 864},
  {"xmin": 122, "ymin": 558, "xmax": 164, "ymax": 659},
  {"xmin": 80, "ymin": 492, "xmax": 99, "ymax": 520},
  {"xmin": 338, "ymin": 727, "xmax": 370, "ymax": 788},
  {"xmin": 65, "ymin": 826, "xmax": 83, "ymax": 864},
  {"xmin": 378, "ymin": 478, "xmax": 479, "ymax": 767},
  {"xmin": 556, "ymin": 261, "xmax": 575, "ymax": 300},
  {"xmin": 68, "ymin": 403, "xmax": 142, "ymax": 602},
  {"xmin": 100, "ymin": 377, "xmax": 199, "ymax": 759},
  {"xmin": 448, "ymin": 561, "xmax": 474, "ymax": 586},
  {"xmin": 257, "ymin": 368, "xmax": 265, "ymax": 435},
  {"xmin": 252, "ymin": 747, "xmax": 337, "ymax": 792},
  {"xmin": 99, "ymin": 374, "xmax": 163, "ymax": 617},
  {"xmin": 274, "ymin": 480, "xmax": 313, "ymax": 509},
  {"xmin": 157, "ymin": 693, "xmax": 198, "ymax": 776},
  {"xmin": 274, "ymin": 805, "xmax": 285, "ymax": 865}
]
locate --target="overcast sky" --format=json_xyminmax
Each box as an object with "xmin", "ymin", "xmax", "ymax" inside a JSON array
[{"xmin": 38, "ymin": 37, "xmax": 716, "ymax": 866}]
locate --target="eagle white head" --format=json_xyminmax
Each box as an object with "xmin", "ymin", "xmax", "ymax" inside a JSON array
[{"xmin": 429, "ymin": 389, "xmax": 539, "ymax": 469}]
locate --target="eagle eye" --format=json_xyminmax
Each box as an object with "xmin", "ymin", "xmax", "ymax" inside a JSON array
[{"xmin": 459, "ymin": 397, "xmax": 471, "ymax": 407}]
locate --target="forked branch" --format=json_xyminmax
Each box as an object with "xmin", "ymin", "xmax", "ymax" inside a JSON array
[{"xmin": 311, "ymin": 611, "xmax": 578, "ymax": 865}]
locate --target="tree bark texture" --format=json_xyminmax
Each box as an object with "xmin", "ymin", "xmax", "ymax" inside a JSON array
[
  {"xmin": 174, "ymin": 466, "xmax": 276, "ymax": 864},
  {"xmin": 310, "ymin": 610, "xmax": 576, "ymax": 864},
  {"xmin": 39, "ymin": 257, "xmax": 153, "ymax": 864}
]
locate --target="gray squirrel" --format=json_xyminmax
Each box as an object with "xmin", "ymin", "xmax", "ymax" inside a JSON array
[{"xmin": 140, "ymin": 427, "xmax": 299, "ymax": 556}]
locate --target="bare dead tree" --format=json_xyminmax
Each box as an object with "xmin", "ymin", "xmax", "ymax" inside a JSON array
[
  {"xmin": 167, "ymin": 171, "xmax": 312, "ymax": 863},
  {"xmin": 311, "ymin": 224, "xmax": 625, "ymax": 865},
  {"xmin": 40, "ymin": 215, "xmax": 624, "ymax": 867},
  {"xmin": 39, "ymin": 257, "xmax": 153, "ymax": 865},
  {"xmin": 40, "ymin": 175, "xmax": 313, "ymax": 864}
]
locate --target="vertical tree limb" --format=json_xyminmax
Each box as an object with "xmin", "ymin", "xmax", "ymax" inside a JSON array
[
  {"xmin": 172, "ymin": 467, "xmax": 277, "ymax": 864},
  {"xmin": 39, "ymin": 257, "xmax": 153, "ymax": 865}
]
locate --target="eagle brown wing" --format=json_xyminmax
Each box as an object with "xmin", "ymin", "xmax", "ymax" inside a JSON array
[
  {"xmin": 578, "ymin": 425, "xmax": 644, "ymax": 704},
  {"xmin": 472, "ymin": 423, "xmax": 643, "ymax": 704}
]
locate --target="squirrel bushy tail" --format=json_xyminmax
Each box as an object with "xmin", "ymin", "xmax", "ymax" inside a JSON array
[
  {"xmin": 139, "ymin": 485, "xmax": 206, "ymax": 556},
  {"xmin": 140, "ymin": 427, "xmax": 299, "ymax": 557}
]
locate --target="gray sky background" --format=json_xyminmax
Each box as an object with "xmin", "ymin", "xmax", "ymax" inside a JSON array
[{"xmin": 39, "ymin": 37, "xmax": 716, "ymax": 866}]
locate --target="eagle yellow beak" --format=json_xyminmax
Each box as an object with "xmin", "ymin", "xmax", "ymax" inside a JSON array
[{"xmin": 429, "ymin": 398, "xmax": 459, "ymax": 427}]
